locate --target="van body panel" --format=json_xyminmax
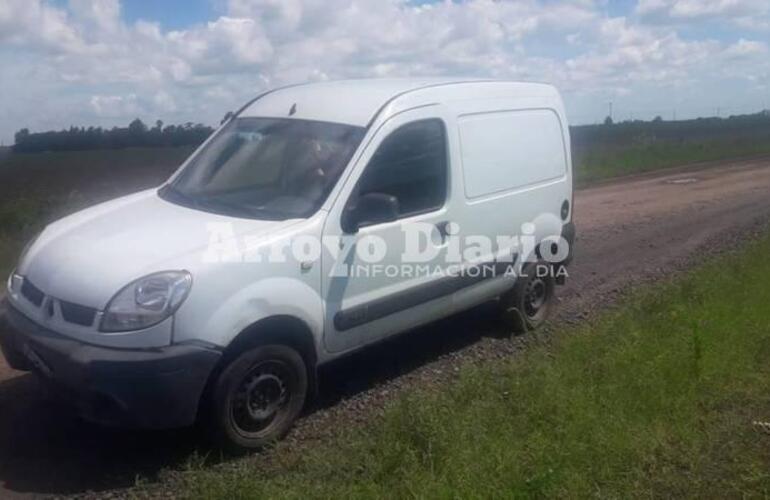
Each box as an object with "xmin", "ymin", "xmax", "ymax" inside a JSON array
[
  {"xmin": 458, "ymin": 108, "xmax": 568, "ymax": 199},
  {"xmin": 240, "ymin": 78, "xmax": 482, "ymax": 127},
  {"xmin": 171, "ymin": 214, "xmax": 326, "ymax": 351},
  {"xmin": 2, "ymin": 79, "xmax": 574, "ymax": 429}
]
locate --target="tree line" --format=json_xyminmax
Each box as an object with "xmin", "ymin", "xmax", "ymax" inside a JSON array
[
  {"xmin": 12, "ymin": 111, "xmax": 770, "ymax": 154},
  {"xmin": 13, "ymin": 119, "xmax": 214, "ymax": 153},
  {"xmin": 572, "ymin": 111, "xmax": 770, "ymax": 150}
]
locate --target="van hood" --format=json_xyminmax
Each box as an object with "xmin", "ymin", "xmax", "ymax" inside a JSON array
[{"xmin": 18, "ymin": 189, "xmax": 299, "ymax": 309}]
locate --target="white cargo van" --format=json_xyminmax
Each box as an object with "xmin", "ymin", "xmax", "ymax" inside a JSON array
[{"xmin": 1, "ymin": 79, "xmax": 574, "ymax": 449}]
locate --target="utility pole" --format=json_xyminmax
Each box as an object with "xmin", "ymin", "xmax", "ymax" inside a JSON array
[{"xmin": 608, "ymin": 101, "xmax": 613, "ymax": 121}]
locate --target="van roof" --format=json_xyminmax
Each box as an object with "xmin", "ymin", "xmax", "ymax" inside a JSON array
[{"xmin": 239, "ymin": 78, "xmax": 557, "ymax": 128}]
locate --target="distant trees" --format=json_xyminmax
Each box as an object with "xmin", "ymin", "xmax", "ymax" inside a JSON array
[
  {"xmin": 571, "ymin": 111, "xmax": 770, "ymax": 164},
  {"xmin": 13, "ymin": 111, "xmax": 770, "ymax": 157},
  {"xmin": 12, "ymin": 119, "xmax": 215, "ymax": 153}
]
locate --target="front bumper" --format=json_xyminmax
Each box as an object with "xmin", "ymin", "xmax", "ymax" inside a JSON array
[{"xmin": 0, "ymin": 299, "xmax": 221, "ymax": 429}]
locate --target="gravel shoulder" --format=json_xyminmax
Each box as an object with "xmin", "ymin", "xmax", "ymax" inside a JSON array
[{"xmin": 1, "ymin": 157, "xmax": 770, "ymax": 498}]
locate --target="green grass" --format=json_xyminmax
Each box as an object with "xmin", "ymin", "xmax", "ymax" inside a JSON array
[
  {"xmin": 178, "ymin": 233, "xmax": 770, "ymax": 499},
  {"xmin": 574, "ymin": 137, "xmax": 770, "ymax": 184}
]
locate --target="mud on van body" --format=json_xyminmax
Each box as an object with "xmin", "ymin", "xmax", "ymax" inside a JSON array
[{"xmin": 1, "ymin": 79, "xmax": 574, "ymax": 450}]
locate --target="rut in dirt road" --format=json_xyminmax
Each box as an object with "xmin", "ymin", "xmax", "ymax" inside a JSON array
[{"xmin": 1, "ymin": 158, "xmax": 770, "ymax": 498}]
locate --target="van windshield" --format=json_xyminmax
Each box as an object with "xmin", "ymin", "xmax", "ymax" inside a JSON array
[{"xmin": 160, "ymin": 117, "xmax": 365, "ymax": 220}]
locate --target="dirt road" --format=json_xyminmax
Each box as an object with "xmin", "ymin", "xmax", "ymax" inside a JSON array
[{"xmin": 1, "ymin": 157, "xmax": 770, "ymax": 498}]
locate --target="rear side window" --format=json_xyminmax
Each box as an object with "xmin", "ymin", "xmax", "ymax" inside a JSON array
[
  {"xmin": 357, "ymin": 119, "xmax": 447, "ymax": 217},
  {"xmin": 458, "ymin": 109, "xmax": 567, "ymax": 199}
]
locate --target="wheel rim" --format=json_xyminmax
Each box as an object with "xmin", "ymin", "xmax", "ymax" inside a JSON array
[
  {"xmin": 229, "ymin": 360, "xmax": 292, "ymax": 438},
  {"xmin": 524, "ymin": 277, "xmax": 548, "ymax": 319}
]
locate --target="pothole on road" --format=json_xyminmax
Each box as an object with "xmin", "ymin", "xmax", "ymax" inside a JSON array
[{"xmin": 666, "ymin": 177, "xmax": 700, "ymax": 185}]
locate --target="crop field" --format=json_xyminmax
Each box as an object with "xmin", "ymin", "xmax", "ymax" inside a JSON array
[
  {"xmin": 571, "ymin": 113, "xmax": 770, "ymax": 184},
  {"xmin": 0, "ymin": 147, "xmax": 192, "ymax": 278}
]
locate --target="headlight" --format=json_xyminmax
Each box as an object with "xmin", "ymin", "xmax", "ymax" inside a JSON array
[
  {"xmin": 7, "ymin": 271, "xmax": 22, "ymax": 295},
  {"xmin": 101, "ymin": 271, "xmax": 192, "ymax": 332}
]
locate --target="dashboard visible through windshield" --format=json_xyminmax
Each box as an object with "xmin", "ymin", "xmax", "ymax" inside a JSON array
[{"xmin": 161, "ymin": 117, "xmax": 366, "ymax": 220}]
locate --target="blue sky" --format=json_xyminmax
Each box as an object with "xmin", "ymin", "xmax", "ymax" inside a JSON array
[
  {"xmin": 0, "ymin": 0, "xmax": 768, "ymax": 144},
  {"xmin": 120, "ymin": 0, "xmax": 216, "ymax": 29}
]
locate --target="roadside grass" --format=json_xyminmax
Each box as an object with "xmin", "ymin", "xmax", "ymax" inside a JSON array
[
  {"xmin": 178, "ymin": 233, "xmax": 770, "ymax": 499},
  {"xmin": 574, "ymin": 137, "xmax": 770, "ymax": 184}
]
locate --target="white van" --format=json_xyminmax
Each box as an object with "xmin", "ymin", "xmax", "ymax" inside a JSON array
[{"xmin": 1, "ymin": 79, "xmax": 574, "ymax": 450}]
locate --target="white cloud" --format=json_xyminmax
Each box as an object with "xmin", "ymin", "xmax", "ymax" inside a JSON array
[
  {"xmin": 564, "ymin": 17, "xmax": 718, "ymax": 90},
  {"xmin": 723, "ymin": 38, "xmax": 768, "ymax": 58},
  {"xmin": 89, "ymin": 94, "xmax": 141, "ymax": 117},
  {"xmin": 152, "ymin": 91, "xmax": 177, "ymax": 113},
  {"xmin": 68, "ymin": 0, "xmax": 121, "ymax": 34},
  {"xmin": 636, "ymin": 0, "xmax": 770, "ymax": 29},
  {"xmin": 0, "ymin": 0, "xmax": 85, "ymax": 53},
  {"xmin": 0, "ymin": 0, "xmax": 768, "ymax": 143}
]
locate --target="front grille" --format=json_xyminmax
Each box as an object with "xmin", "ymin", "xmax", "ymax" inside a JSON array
[
  {"xmin": 59, "ymin": 300, "xmax": 97, "ymax": 327},
  {"xmin": 19, "ymin": 277, "xmax": 97, "ymax": 328},
  {"xmin": 21, "ymin": 279, "xmax": 44, "ymax": 307}
]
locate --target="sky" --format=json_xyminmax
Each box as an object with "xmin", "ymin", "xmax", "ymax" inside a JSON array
[{"xmin": 0, "ymin": 0, "xmax": 769, "ymax": 145}]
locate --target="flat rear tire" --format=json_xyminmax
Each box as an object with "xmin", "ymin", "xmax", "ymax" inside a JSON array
[{"xmin": 500, "ymin": 261, "xmax": 556, "ymax": 333}]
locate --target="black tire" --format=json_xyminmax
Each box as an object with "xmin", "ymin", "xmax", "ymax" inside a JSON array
[
  {"xmin": 499, "ymin": 261, "xmax": 556, "ymax": 333},
  {"xmin": 208, "ymin": 344, "xmax": 308, "ymax": 451}
]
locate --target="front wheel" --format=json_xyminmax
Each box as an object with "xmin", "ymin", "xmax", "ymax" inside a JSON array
[
  {"xmin": 208, "ymin": 344, "xmax": 308, "ymax": 451},
  {"xmin": 499, "ymin": 261, "xmax": 556, "ymax": 333}
]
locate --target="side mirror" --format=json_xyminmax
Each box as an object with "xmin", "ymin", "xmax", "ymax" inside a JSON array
[{"xmin": 342, "ymin": 192, "xmax": 399, "ymax": 233}]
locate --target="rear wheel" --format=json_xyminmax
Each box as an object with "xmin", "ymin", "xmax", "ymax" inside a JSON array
[
  {"xmin": 499, "ymin": 261, "xmax": 555, "ymax": 333},
  {"xmin": 209, "ymin": 344, "xmax": 307, "ymax": 451}
]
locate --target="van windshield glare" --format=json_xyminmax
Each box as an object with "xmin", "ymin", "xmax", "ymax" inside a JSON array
[{"xmin": 160, "ymin": 117, "xmax": 366, "ymax": 220}]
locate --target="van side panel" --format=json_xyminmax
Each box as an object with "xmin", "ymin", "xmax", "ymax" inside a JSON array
[
  {"xmin": 446, "ymin": 96, "xmax": 572, "ymax": 313},
  {"xmin": 458, "ymin": 109, "xmax": 568, "ymax": 199}
]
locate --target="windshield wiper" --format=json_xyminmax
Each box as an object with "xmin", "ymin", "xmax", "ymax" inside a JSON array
[
  {"xmin": 205, "ymin": 198, "xmax": 287, "ymax": 220},
  {"xmin": 160, "ymin": 185, "xmax": 225, "ymax": 213},
  {"xmin": 160, "ymin": 185, "xmax": 292, "ymax": 220}
]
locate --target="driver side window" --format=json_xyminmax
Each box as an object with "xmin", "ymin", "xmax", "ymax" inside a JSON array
[{"xmin": 357, "ymin": 119, "xmax": 448, "ymax": 218}]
